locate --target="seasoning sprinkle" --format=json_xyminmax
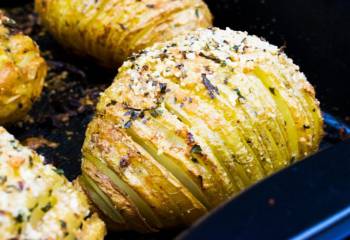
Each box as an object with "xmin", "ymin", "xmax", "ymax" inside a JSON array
[
  {"xmin": 159, "ymin": 82, "xmax": 167, "ymax": 94},
  {"xmin": 199, "ymin": 52, "xmax": 222, "ymax": 64},
  {"xmin": 150, "ymin": 108, "xmax": 163, "ymax": 118},
  {"xmin": 120, "ymin": 157, "xmax": 129, "ymax": 168},
  {"xmin": 14, "ymin": 213, "xmax": 24, "ymax": 223},
  {"xmin": 53, "ymin": 168, "xmax": 64, "ymax": 176},
  {"xmin": 233, "ymin": 88, "xmax": 246, "ymax": 101},
  {"xmin": 269, "ymin": 87, "xmax": 276, "ymax": 95},
  {"xmin": 201, "ymin": 73, "xmax": 219, "ymax": 99},
  {"xmin": 191, "ymin": 145, "xmax": 202, "ymax": 155},
  {"xmin": 41, "ymin": 202, "xmax": 52, "ymax": 212},
  {"xmin": 123, "ymin": 120, "xmax": 132, "ymax": 129},
  {"xmin": 195, "ymin": 8, "xmax": 200, "ymax": 18}
]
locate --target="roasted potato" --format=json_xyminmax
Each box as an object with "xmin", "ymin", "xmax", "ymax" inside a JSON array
[
  {"xmin": 0, "ymin": 14, "xmax": 47, "ymax": 125},
  {"xmin": 0, "ymin": 127, "xmax": 106, "ymax": 239},
  {"xmin": 35, "ymin": 0, "xmax": 213, "ymax": 68},
  {"xmin": 79, "ymin": 28, "xmax": 323, "ymax": 232}
]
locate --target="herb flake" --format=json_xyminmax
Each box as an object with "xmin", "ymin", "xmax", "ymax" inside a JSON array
[
  {"xmin": 233, "ymin": 88, "xmax": 246, "ymax": 101},
  {"xmin": 150, "ymin": 108, "xmax": 163, "ymax": 118},
  {"xmin": 123, "ymin": 120, "xmax": 132, "ymax": 129},
  {"xmin": 269, "ymin": 87, "xmax": 276, "ymax": 95},
  {"xmin": 195, "ymin": 8, "xmax": 200, "ymax": 18},
  {"xmin": 191, "ymin": 145, "xmax": 203, "ymax": 155},
  {"xmin": 201, "ymin": 73, "xmax": 219, "ymax": 99},
  {"xmin": 53, "ymin": 168, "xmax": 64, "ymax": 176},
  {"xmin": 41, "ymin": 202, "xmax": 52, "ymax": 212}
]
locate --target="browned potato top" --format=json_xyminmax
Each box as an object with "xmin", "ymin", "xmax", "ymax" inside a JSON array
[
  {"xmin": 35, "ymin": 0, "xmax": 213, "ymax": 68},
  {"xmin": 0, "ymin": 127, "xmax": 106, "ymax": 239},
  {"xmin": 79, "ymin": 28, "xmax": 323, "ymax": 232},
  {"xmin": 0, "ymin": 14, "xmax": 47, "ymax": 125}
]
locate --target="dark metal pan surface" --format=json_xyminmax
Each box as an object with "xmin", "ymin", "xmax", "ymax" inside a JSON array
[{"xmin": 179, "ymin": 139, "xmax": 350, "ymax": 240}]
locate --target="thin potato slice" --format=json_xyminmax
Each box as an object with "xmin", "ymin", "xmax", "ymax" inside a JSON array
[
  {"xmin": 35, "ymin": 0, "xmax": 212, "ymax": 67},
  {"xmin": 82, "ymin": 28, "xmax": 323, "ymax": 232},
  {"xmin": 0, "ymin": 14, "xmax": 47, "ymax": 125},
  {"xmin": 82, "ymin": 117, "xmax": 207, "ymax": 230}
]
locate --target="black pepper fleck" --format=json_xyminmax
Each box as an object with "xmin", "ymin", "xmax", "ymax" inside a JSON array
[
  {"xmin": 269, "ymin": 87, "xmax": 276, "ymax": 95},
  {"xmin": 41, "ymin": 202, "xmax": 52, "ymax": 212},
  {"xmin": 233, "ymin": 88, "xmax": 246, "ymax": 101},
  {"xmin": 119, "ymin": 157, "xmax": 129, "ymax": 168},
  {"xmin": 159, "ymin": 82, "xmax": 167, "ymax": 94}
]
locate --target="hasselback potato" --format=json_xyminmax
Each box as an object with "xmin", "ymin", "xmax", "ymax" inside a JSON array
[
  {"xmin": 0, "ymin": 127, "xmax": 106, "ymax": 239},
  {"xmin": 79, "ymin": 28, "xmax": 323, "ymax": 232},
  {"xmin": 0, "ymin": 14, "xmax": 47, "ymax": 125},
  {"xmin": 35, "ymin": 0, "xmax": 213, "ymax": 67}
]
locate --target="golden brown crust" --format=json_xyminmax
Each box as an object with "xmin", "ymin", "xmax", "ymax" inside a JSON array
[
  {"xmin": 81, "ymin": 28, "xmax": 323, "ymax": 232},
  {"xmin": 35, "ymin": 0, "xmax": 213, "ymax": 67},
  {"xmin": 81, "ymin": 160, "xmax": 157, "ymax": 233},
  {"xmin": 0, "ymin": 14, "xmax": 47, "ymax": 125},
  {"xmin": 0, "ymin": 127, "xmax": 106, "ymax": 239},
  {"xmin": 82, "ymin": 117, "xmax": 207, "ymax": 230}
]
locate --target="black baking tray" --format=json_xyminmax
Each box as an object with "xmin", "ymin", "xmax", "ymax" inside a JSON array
[{"xmin": 1, "ymin": 0, "xmax": 350, "ymax": 239}]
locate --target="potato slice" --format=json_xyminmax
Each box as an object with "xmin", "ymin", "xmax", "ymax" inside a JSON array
[
  {"xmin": 35, "ymin": 0, "xmax": 212, "ymax": 67},
  {"xmin": 0, "ymin": 14, "xmax": 47, "ymax": 125},
  {"xmin": 82, "ymin": 28, "xmax": 323, "ymax": 231}
]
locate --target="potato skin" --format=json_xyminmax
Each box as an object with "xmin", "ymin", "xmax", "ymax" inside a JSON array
[
  {"xmin": 80, "ymin": 28, "xmax": 323, "ymax": 232},
  {"xmin": 0, "ymin": 127, "xmax": 106, "ymax": 240},
  {"xmin": 35, "ymin": 0, "xmax": 213, "ymax": 68},
  {"xmin": 0, "ymin": 15, "xmax": 47, "ymax": 125}
]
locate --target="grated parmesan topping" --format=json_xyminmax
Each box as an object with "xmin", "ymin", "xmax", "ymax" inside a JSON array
[{"xmin": 0, "ymin": 127, "xmax": 104, "ymax": 239}]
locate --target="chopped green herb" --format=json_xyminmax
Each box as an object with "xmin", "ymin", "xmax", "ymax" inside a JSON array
[
  {"xmin": 41, "ymin": 202, "xmax": 52, "ymax": 212},
  {"xmin": 233, "ymin": 88, "xmax": 245, "ymax": 101},
  {"xmin": 191, "ymin": 145, "xmax": 202, "ymax": 155},
  {"xmin": 195, "ymin": 8, "xmax": 200, "ymax": 18},
  {"xmin": 29, "ymin": 203, "xmax": 39, "ymax": 212},
  {"xmin": 53, "ymin": 168, "xmax": 64, "ymax": 176},
  {"xmin": 232, "ymin": 45, "xmax": 240, "ymax": 52},
  {"xmin": 60, "ymin": 219, "xmax": 69, "ymax": 237},
  {"xmin": 150, "ymin": 109, "xmax": 163, "ymax": 118},
  {"xmin": 84, "ymin": 212, "xmax": 93, "ymax": 220},
  {"xmin": 199, "ymin": 52, "xmax": 222, "ymax": 64},
  {"xmin": 128, "ymin": 110, "xmax": 141, "ymax": 120},
  {"xmin": 123, "ymin": 120, "xmax": 132, "ymax": 129},
  {"xmin": 119, "ymin": 157, "xmax": 129, "ymax": 168},
  {"xmin": 107, "ymin": 100, "xmax": 117, "ymax": 107},
  {"xmin": 60, "ymin": 220, "xmax": 67, "ymax": 229},
  {"xmin": 202, "ymin": 73, "xmax": 219, "ymax": 99},
  {"xmin": 159, "ymin": 82, "xmax": 167, "ymax": 94},
  {"xmin": 29, "ymin": 156, "xmax": 33, "ymax": 168},
  {"xmin": 269, "ymin": 87, "xmax": 276, "ymax": 95},
  {"xmin": 118, "ymin": 23, "xmax": 127, "ymax": 30},
  {"xmin": 14, "ymin": 213, "xmax": 24, "ymax": 223},
  {"xmin": 0, "ymin": 176, "xmax": 7, "ymax": 185},
  {"xmin": 291, "ymin": 156, "xmax": 296, "ymax": 163}
]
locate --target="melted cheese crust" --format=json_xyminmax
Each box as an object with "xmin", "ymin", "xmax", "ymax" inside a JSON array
[{"xmin": 0, "ymin": 127, "xmax": 105, "ymax": 240}]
